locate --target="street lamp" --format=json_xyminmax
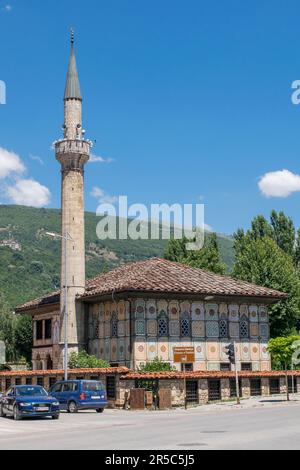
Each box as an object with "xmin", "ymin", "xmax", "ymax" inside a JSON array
[{"xmin": 46, "ymin": 231, "xmax": 73, "ymax": 380}]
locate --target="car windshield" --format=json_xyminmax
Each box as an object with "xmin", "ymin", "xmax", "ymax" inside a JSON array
[
  {"xmin": 82, "ymin": 381, "xmax": 104, "ymax": 392},
  {"xmin": 15, "ymin": 386, "xmax": 48, "ymax": 397}
]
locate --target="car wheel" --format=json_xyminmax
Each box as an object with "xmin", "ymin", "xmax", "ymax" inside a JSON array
[
  {"xmin": 52, "ymin": 414, "xmax": 60, "ymax": 420},
  {"xmin": 67, "ymin": 401, "xmax": 78, "ymax": 413},
  {"xmin": 13, "ymin": 406, "xmax": 22, "ymax": 421},
  {"xmin": 96, "ymin": 408, "xmax": 104, "ymax": 413},
  {"xmin": 0, "ymin": 405, "xmax": 5, "ymax": 418}
]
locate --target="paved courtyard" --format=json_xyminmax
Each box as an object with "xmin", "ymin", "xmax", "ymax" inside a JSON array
[{"xmin": 1, "ymin": 396, "xmax": 300, "ymax": 450}]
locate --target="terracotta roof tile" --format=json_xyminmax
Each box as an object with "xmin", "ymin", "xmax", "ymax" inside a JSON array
[
  {"xmin": 121, "ymin": 370, "xmax": 300, "ymax": 380},
  {"xmin": 16, "ymin": 257, "xmax": 287, "ymax": 312},
  {"xmin": 0, "ymin": 367, "xmax": 129, "ymax": 378}
]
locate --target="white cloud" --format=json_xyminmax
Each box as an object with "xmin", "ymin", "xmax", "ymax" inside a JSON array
[
  {"xmin": 89, "ymin": 154, "xmax": 114, "ymax": 163},
  {"xmin": 90, "ymin": 186, "xmax": 118, "ymax": 204},
  {"xmin": 204, "ymin": 223, "xmax": 212, "ymax": 231},
  {"xmin": 29, "ymin": 154, "xmax": 44, "ymax": 165},
  {"xmin": 3, "ymin": 5, "xmax": 12, "ymax": 12},
  {"xmin": 0, "ymin": 147, "xmax": 25, "ymax": 179},
  {"xmin": 6, "ymin": 179, "xmax": 51, "ymax": 207},
  {"xmin": 258, "ymin": 169, "xmax": 300, "ymax": 198}
]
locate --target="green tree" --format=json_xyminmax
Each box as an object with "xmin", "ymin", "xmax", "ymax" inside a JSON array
[
  {"xmin": 139, "ymin": 357, "xmax": 176, "ymax": 372},
  {"xmin": 164, "ymin": 233, "xmax": 225, "ymax": 275},
  {"xmin": 294, "ymin": 228, "xmax": 300, "ymax": 267},
  {"xmin": 268, "ymin": 335, "xmax": 300, "ymax": 369},
  {"xmin": 250, "ymin": 215, "xmax": 273, "ymax": 240},
  {"xmin": 233, "ymin": 237, "xmax": 300, "ymax": 336},
  {"xmin": 15, "ymin": 315, "xmax": 32, "ymax": 363},
  {"xmin": 0, "ymin": 292, "xmax": 16, "ymax": 362},
  {"xmin": 186, "ymin": 233, "xmax": 226, "ymax": 274},
  {"xmin": 68, "ymin": 350, "xmax": 110, "ymax": 369},
  {"xmin": 268, "ymin": 335, "xmax": 300, "ymax": 400},
  {"xmin": 270, "ymin": 210, "xmax": 295, "ymax": 257},
  {"xmin": 164, "ymin": 237, "xmax": 188, "ymax": 263}
]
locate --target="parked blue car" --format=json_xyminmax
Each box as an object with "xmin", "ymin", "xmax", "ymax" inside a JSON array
[
  {"xmin": 49, "ymin": 380, "xmax": 107, "ymax": 413},
  {"xmin": 0, "ymin": 385, "xmax": 60, "ymax": 420}
]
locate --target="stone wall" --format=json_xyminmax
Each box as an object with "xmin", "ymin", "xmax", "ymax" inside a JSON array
[{"xmin": 1, "ymin": 369, "xmax": 300, "ymax": 409}]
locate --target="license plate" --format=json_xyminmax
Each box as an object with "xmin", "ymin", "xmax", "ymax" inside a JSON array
[
  {"xmin": 91, "ymin": 396, "xmax": 101, "ymax": 399},
  {"xmin": 35, "ymin": 406, "xmax": 49, "ymax": 411}
]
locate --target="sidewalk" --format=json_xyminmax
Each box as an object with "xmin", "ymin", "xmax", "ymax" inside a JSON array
[{"xmin": 182, "ymin": 393, "xmax": 300, "ymax": 412}]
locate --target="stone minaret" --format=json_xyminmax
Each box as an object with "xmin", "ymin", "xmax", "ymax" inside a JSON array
[{"xmin": 54, "ymin": 32, "xmax": 92, "ymax": 367}]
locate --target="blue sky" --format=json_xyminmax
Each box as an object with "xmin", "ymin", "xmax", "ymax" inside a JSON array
[{"xmin": 1, "ymin": 0, "xmax": 300, "ymax": 235}]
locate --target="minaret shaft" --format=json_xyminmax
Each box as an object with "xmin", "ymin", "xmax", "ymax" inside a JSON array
[{"xmin": 54, "ymin": 35, "xmax": 91, "ymax": 361}]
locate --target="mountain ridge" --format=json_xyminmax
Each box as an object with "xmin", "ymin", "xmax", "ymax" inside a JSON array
[{"xmin": 0, "ymin": 205, "xmax": 234, "ymax": 310}]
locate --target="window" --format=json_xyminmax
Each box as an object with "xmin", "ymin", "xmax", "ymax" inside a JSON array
[
  {"xmin": 250, "ymin": 379, "xmax": 261, "ymax": 396},
  {"xmin": 15, "ymin": 378, "xmax": 21, "ymax": 385},
  {"xmin": 111, "ymin": 313, "xmax": 118, "ymax": 338},
  {"xmin": 181, "ymin": 363, "xmax": 193, "ymax": 371},
  {"xmin": 37, "ymin": 377, "xmax": 44, "ymax": 386},
  {"xmin": 45, "ymin": 319, "xmax": 52, "ymax": 339},
  {"xmin": 158, "ymin": 311, "xmax": 168, "ymax": 337},
  {"xmin": 5, "ymin": 378, "xmax": 11, "ymax": 390},
  {"xmin": 36, "ymin": 320, "xmax": 43, "ymax": 340},
  {"xmin": 136, "ymin": 320, "xmax": 145, "ymax": 335},
  {"xmin": 51, "ymin": 383, "xmax": 62, "ymax": 393},
  {"xmin": 240, "ymin": 320, "xmax": 249, "ymax": 338},
  {"xmin": 230, "ymin": 378, "xmax": 242, "ymax": 398},
  {"xmin": 26, "ymin": 378, "xmax": 32, "ymax": 385},
  {"xmin": 241, "ymin": 362, "xmax": 252, "ymax": 371},
  {"xmin": 106, "ymin": 376, "xmax": 116, "ymax": 399},
  {"xmin": 83, "ymin": 381, "xmax": 104, "ymax": 392},
  {"xmin": 219, "ymin": 320, "xmax": 228, "ymax": 338},
  {"xmin": 220, "ymin": 362, "xmax": 231, "ymax": 371},
  {"xmin": 180, "ymin": 313, "xmax": 190, "ymax": 337},
  {"xmin": 49, "ymin": 377, "xmax": 57, "ymax": 388},
  {"xmin": 206, "ymin": 321, "xmax": 219, "ymax": 338}
]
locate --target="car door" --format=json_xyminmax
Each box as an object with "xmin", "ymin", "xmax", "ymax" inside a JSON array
[
  {"xmin": 60, "ymin": 382, "xmax": 73, "ymax": 408},
  {"xmin": 5, "ymin": 388, "xmax": 15, "ymax": 415},
  {"xmin": 50, "ymin": 383, "xmax": 63, "ymax": 408}
]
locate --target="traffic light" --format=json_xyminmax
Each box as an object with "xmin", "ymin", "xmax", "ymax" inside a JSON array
[{"xmin": 225, "ymin": 342, "xmax": 235, "ymax": 364}]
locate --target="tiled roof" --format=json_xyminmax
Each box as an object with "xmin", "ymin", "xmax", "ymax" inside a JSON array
[
  {"xmin": 16, "ymin": 290, "xmax": 60, "ymax": 312},
  {"xmin": 16, "ymin": 257, "xmax": 287, "ymax": 312},
  {"xmin": 0, "ymin": 367, "xmax": 129, "ymax": 378},
  {"xmin": 121, "ymin": 370, "xmax": 299, "ymax": 380},
  {"xmin": 0, "ymin": 367, "xmax": 298, "ymax": 380}
]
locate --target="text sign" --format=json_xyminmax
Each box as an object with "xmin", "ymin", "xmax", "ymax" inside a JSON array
[
  {"xmin": 0, "ymin": 341, "xmax": 5, "ymax": 364},
  {"xmin": 173, "ymin": 347, "xmax": 195, "ymax": 363}
]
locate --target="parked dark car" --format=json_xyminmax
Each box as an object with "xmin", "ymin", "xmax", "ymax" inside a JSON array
[
  {"xmin": 49, "ymin": 380, "xmax": 107, "ymax": 413},
  {"xmin": 0, "ymin": 385, "xmax": 60, "ymax": 420}
]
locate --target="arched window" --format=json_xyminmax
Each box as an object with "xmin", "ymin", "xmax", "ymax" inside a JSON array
[
  {"xmin": 158, "ymin": 311, "xmax": 168, "ymax": 337},
  {"xmin": 219, "ymin": 319, "xmax": 228, "ymax": 338},
  {"xmin": 111, "ymin": 312, "xmax": 118, "ymax": 338},
  {"xmin": 180, "ymin": 312, "xmax": 190, "ymax": 337},
  {"xmin": 240, "ymin": 316, "xmax": 249, "ymax": 338}
]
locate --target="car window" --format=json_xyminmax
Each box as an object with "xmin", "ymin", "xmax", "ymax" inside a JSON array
[
  {"xmin": 15, "ymin": 386, "xmax": 48, "ymax": 397},
  {"xmin": 62, "ymin": 383, "xmax": 73, "ymax": 392},
  {"xmin": 82, "ymin": 381, "xmax": 104, "ymax": 392},
  {"xmin": 51, "ymin": 383, "xmax": 62, "ymax": 393}
]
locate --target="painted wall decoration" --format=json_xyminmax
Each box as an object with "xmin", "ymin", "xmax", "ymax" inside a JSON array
[{"xmin": 85, "ymin": 297, "xmax": 271, "ymax": 372}]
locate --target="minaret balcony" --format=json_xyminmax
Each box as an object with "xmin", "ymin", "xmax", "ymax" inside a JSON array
[{"xmin": 55, "ymin": 139, "xmax": 92, "ymax": 173}]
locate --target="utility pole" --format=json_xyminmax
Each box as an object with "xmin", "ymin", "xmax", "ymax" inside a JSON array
[
  {"xmin": 225, "ymin": 341, "xmax": 240, "ymax": 405},
  {"xmin": 234, "ymin": 341, "xmax": 240, "ymax": 405},
  {"xmin": 46, "ymin": 231, "xmax": 73, "ymax": 381}
]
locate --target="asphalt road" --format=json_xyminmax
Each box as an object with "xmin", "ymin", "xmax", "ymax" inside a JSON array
[{"xmin": 0, "ymin": 399, "xmax": 300, "ymax": 450}]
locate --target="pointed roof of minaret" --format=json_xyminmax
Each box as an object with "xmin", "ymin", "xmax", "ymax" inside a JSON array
[{"xmin": 64, "ymin": 29, "xmax": 82, "ymax": 100}]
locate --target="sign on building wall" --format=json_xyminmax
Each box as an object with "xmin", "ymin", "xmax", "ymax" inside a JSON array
[
  {"xmin": 173, "ymin": 347, "xmax": 195, "ymax": 363},
  {"xmin": 0, "ymin": 341, "xmax": 6, "ymax": 365}
]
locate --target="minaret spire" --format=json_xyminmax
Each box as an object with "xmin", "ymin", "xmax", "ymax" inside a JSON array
[{"xmin": 64, "ymin": 29, "xmax": 82, "ymax": 101}]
